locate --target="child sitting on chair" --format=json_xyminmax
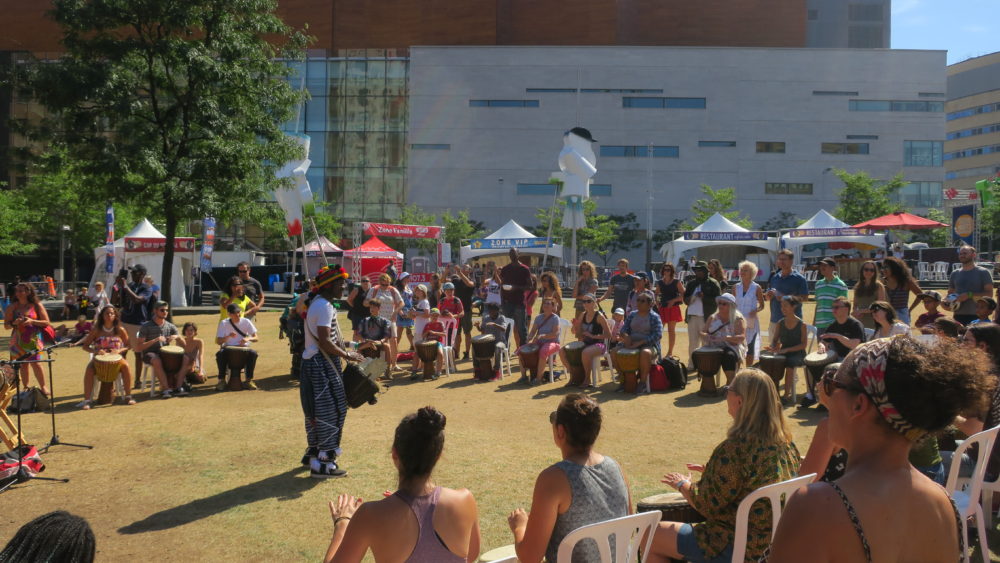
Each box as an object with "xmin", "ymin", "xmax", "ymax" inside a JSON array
[{"xmin": 413, "ymin": 308, "xmax": 445, "ymax": 381}]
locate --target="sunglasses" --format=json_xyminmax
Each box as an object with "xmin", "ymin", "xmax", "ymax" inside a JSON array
[
  {"xmin": 237, "ymin": 269, "xmax": 249, "ymax": 273},
  {"xmin": 819, "ymin": 372, "xmax": 859, "ymax": 397}
]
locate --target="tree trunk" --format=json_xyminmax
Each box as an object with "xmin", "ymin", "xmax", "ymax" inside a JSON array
[{"xmin": 162, "ymin": 204, "xmax": 177, "ymax": 320}]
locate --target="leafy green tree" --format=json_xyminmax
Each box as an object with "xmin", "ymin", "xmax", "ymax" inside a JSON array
[
  {"xmin": 533, "ymin": 199, "xmax": 619, "ymax": 262},
  {"xmin": 602, "ymin": 213, "xmax": 642, "ymax": 266},
  {"xmin": 19, "ymin": 147, "xmax": 147, "ymax": 280},
  {"xmin": 978, "ymin": 179, "xmax": 1000, "ymax": 248},
  {"xmin": 832, "ymin": 169, "xmax": 907, "ymax": 226},
  {"xmin": 905, "ymin": 208, "xmax": 950, "ymax": 247},
  {"xmin": 19, "ymin": 0, "xmax": 309, "ymax": 305},
  {"xmin": 757, "ymin": 211, "xmax": 801, "ymax": 231},
  {"xmin": 0, "ymin": 186, "xmax": 38, "ymax": 255},
  {"xmin": 386, "ymin": 204, "xmax": 438, "ymax": 255},
  {"xmin": 303, "ymin": 203, "xmax": 344, "ymax": 243},
  {"xmin": 439, "ymin": 210, "xmax": 486, "ymax": 263},
  {"xmin": 682, "ymin": 184, "xmax": 753, "ymax": 230}
]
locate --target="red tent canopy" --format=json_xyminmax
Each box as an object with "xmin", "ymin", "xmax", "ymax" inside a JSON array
[
  {"xmin": 342, "ymin": 236, "xmax": 404, "ymax": 282},
  {"xmin": 852, "ymin": 212, "xmax": 948, "ymax": 230}
]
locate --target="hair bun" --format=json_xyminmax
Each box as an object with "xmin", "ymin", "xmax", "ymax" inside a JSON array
[{"xmin": 415, "ymin": 406, "xmax": 446, "ymax": 433}]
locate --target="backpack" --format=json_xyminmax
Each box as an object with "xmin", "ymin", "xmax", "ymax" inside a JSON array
[
  {"xmin": 7, "ymin": 387, "xmax": 48, "ymax": 414},
  {"xmin": 648, "ymin": 364, "xmax": 669, "ymax": 392},
  {"xmin": 659, "ymin": 356, "xmax": 687, "ymax": 390}
]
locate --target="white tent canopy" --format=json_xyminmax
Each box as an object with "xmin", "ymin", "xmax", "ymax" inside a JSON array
[
  {"xmin": 459, "ymin": 219, "xmax": 564, "ymax": 263},
  {"xmin": 89, "ymin": 219, "xmax": 193, "ymax": 307},
  {"xmin": 659, "ymin": 213, "xmax": 778, "ymax": 265},
  {"xmin": 780, "ymin": 209, "xmax": 886, "ymax": 262}
]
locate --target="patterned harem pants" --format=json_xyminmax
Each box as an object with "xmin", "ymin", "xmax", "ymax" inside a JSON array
[{"xmin": 299, "ymin": 354, "xmax": 348, "ymax": 458}]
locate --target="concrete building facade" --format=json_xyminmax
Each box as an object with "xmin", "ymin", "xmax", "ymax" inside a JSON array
[
  {"xmin": 806, "ymin": 0, "xmax": 891, "ymax": 48},
  {"xmin": 945, "ymin": 52, "xmax": 1000, "ymax": 203},
  {"xmin": 407, "ymin": 46, "xmax": 945, "ymax": 250}
]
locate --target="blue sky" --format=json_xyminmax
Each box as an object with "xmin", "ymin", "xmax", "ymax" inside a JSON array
[{"xmin": 892, "ymin": 0, "xmax": 1000, "ymax": 64}]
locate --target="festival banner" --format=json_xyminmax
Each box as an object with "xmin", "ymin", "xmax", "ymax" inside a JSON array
[
  {"xmin": 364, "ymin": 222, "xmax": 442, "ymax": 239},
  {"xmin": 468, "ymin": 238, "xmax": 550, "ymax": 250},
  {"xmin": 200, "ymin": 217, "xmax": 216, "ymax": 272},
  {"xmin": 788, "ymin": 227, "xmax": 875, "ymax": 238},
  {"xmin": 681, "ymin": 231, "xmax": 769, "ymax": 241},
  {"xmin": 105, "ymin": 205, "xmax": 115, "ymax": 273},
  {"xmin": 952, "ymin": 205, "xmax": 976, "ymax": 246},
  {"xmin": 124, "ymin": 237, "xmax": 196, "ymax": 253}
]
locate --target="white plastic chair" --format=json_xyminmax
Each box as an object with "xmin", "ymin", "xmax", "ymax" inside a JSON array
[
  {"xmin": 932, "ymin": 261, "xmax": 949, "ymax": 282},
  {"xmin": 496, "ymin": 322, "xmax": 514, "ymax": 379},
  {"xmin": 544, "ymin": 318, "xmax": 574, "ymax": 383},
  {"xmin": 555, "ymin": 510, "xmax": 659, "ymax": 563},
  {"xmin": 440, "ymin": 317, "xmax": 459, "ymax": 377},
  {"xmin": 732, "ymin": 473, "xmax": 817, "ymax": 562},
  {"xmin": 946, "ymin": 425, "xmax": 1000, "ymax": 563},
  {"xmin": 591, "ymin": 338, "xmax": 614, "ymax": 387},
  {"xmin": 139, "ymin": 362, "xmax": 160, "ymax": 397},
  {"xmin": 917, "ymin": 262, "xmax": 930, "ymax": 281}
]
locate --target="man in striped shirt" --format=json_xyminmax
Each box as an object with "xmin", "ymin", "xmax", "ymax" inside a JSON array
[{"xmin": 812, "ymin": 257, "xmax": 849, "ymax": 331}]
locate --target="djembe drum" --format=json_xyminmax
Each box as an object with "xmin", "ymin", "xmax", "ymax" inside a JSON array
[
  {"xmin": 224, "ymin": 346, "xmax": 252, "ymax": 391},
  {"xmin": 518, "ymin": 343, "xmax": 540, "ymax": 381},
  {"xmin": 477, "ymin": 544, "xmax": 517, "ymax": 563},
  {"xmin": 158, "ymin": 345, "xmax": 185, "ymax": 388},
  {"xmin": 94, "ymin": 353, "xmax": 123, "ymax": 405},
  {"xmin": 416, "ymin": 340, "xmax": 440, "ymax": 380},
  {"xmin": 692, "ymin": 346, "xmax": 724, "ymax": 396},
  {"xmin": 471, "ymin": 334, "xmax": 497, "ymax": 381},
  {"xmin": 757, "ymin": 352, "xmax": 786, "ymax": 385},
  {"xmin": 563, "ymin": 341, "xmax": 587, "ymax": 386},
  {"xmin": 637, "ymin": 492, "xmax": 706, "ymax": 523},
  {"xmin": 614, "ymin": 348, "xmax": 641, "ymax": 393},
  {"xmin": 804, "ymin": 349, "xmax": 838, "ymax": 394}
]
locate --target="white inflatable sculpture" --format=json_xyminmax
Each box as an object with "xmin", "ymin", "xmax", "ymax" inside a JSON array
[
  {"xmin": 558, "ymin": 127, "xmax": 598, "ymax": 230},
  {"xmin": 273, "ymin": 133, "xmax": 314, "ymax": 236}
]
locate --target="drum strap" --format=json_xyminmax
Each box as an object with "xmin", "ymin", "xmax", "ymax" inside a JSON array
[{"xmin": 708, "ymin": 321, "xmax": 729, "ymax": 335}]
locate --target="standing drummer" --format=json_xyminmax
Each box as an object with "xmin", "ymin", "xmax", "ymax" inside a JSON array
[
  {"xmin": 476, "ymin": 301, "xmax": 510, "ymax": 381},
  {"xmin": 215, "ymin": 303, "xmax": 259, "ymax": 390},
  {"xmin": 136, "ymin": 300, "xmax": 188, "ymax": 398}
]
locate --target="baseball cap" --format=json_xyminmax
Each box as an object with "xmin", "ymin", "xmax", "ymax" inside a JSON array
[{"xmin": 442, "ymin": 282, "xmax": 455, "ymax": 290}]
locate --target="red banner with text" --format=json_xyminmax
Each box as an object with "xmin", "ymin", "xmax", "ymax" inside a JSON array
[
  {"xmin": 364, "ymin": 223, "xmax": 442, "ymax": 239},
  {"xmin": 124, "ymin": 237, "xmax": 196, "ymax": 253}
]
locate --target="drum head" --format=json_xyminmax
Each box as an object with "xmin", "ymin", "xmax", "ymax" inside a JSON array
[
  {"xmin": 521, "ymin": 344, "xmax": 539, "ymax": 353},
  {"xmin": 805, "ymin": 350, "xmax": 836, "ymax": 365},
  {"xmin": 160, "ymin": 345, "xmax": 185, "ymax": 354},
  {"xmin": 639, "ymin": 491, "xmax": 687, "ymax": 507},
  {"xmin": 226, "ymin": 346, "xmax": 251, "ymax": 353},
  {"xmin": 472, "ymin": 334, "xmax": 495, "ymax": 344},
  {"xmin": 759, "ymin": 352, "xmax": 785, "ymax": 361},
  {"xmin": 96, "ymin": 353, "xmax": 123, "ymax": 363},
  {"xmin": 694, "ymin": 347, "xmax": 724, "ymax": 354},
  {"xmin": 478, "ymin": 544, "xmax": 516, "ymax": 563},
  {"xmin": 565, "ymin": 341, "xmax": 586, "ymax": 351},
  {"xmin": 616, "ymin": 348, "xmax": 639, "ymax": 357}
]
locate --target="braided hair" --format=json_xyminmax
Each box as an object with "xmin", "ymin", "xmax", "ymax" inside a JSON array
[{"xmin": 0, "ymin": 511, "xmax": 95, "ymax": 563}]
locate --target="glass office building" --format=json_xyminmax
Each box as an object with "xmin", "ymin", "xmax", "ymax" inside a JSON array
[{"xmin": 283, "ymin": 48, "xmax": 409, "ymax": 224}]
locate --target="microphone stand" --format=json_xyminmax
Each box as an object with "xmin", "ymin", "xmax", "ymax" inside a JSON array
[
  {"xmin": 38, "ymin": 339, "xmax": 93, "ymax": 453},
  {"xmin": 0, "ymin": 357, "xmax": 69, "ymax": 494}
]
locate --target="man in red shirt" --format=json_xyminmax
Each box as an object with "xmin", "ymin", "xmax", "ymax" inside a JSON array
[{"xmin": 500, "ymin": 248, "xmax": 532, "ymax": 347}]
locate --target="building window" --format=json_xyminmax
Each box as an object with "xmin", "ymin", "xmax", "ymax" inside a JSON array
[
  {"xmin": 847, "ymin": 134, "xmax": 879, "ymax": 140},
  {"xmin": 848, "ymin": 4, "xmax": 883, "ymax": 21},
  {"xmin": 600, "ymin": 145, "xmax": 679, "ymax": 158},
  {"xmin": 822, "ymin": 142, "xmax": 870, "ymax": 155},
  {"xmin": 756, "ymin": 142, "xmax": 786, "ymax": 154},
  {"xmin": 517, "ymin": 183, "xmax": 557, "ymax": 196},
  {"xmin": 947, "ymin": 122, "xmax": 1000, "ymax": 140},
  {"xmin": 469, "ymin": 100, "xmax": 539, "ymax": 107},
  {"xmin": 699, "ymin": 141, "xmax": 736, "ymax": 147},
  {"xmin": 850, "ymin": 100, "xmax": 943, "ymax": 112},
  {"xmin": 904, "ymin": 141, "xmax": 943, "ymax": 167},
  {"xmin": 765, "ymin": 183, "xmax": 813, "ymax": 195},
  {"xmin": 525, "ymin": 88, "xmax": 576, "ymax": 93},
  {"xmin": 581, "ymin": 88, "xmax": 663, "ymax": 94},
  {"xmin": 622, "ymin": 97, "xmax": 706, "ymax": 109},
  {"xmin": 813, "ymin": 90, "xmax": 859, "ymax": 96},
  {"xmin": 945, "ymin": 165, "xmax": 1000, "ymax": 180},
  {"xmin": 591, "ymin": 184, "xmax": 613, "ymax": 196},
  {"xmin": 892, "ymin": 182, "xmax": 942, "ymax": 207},
  {"xmin": 945, "ymin": 143, "xmax": 1000, "ymax": 161},
  {"xmin": 517, "ymin": 183, "xmax": 613, "ymax": 196},
  {"xmin": 410, "ymin": 144, "xmax": 450, "ymax": 150},
  {"xmin": 947, "ymin": 102, "xmax": 1000, "ymax": 121},
  {"xmin": 848, "ymin": 25, "xmax": 884, "ymax": 48}
]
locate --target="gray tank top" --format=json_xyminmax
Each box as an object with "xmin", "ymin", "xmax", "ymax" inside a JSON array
[
  {"xmin": 393, "ymin": 487, "xmax": 465, "ymax": 563},
  {"xmin": 545, "ymin": 456, "xmax": 629, "ymax": 563}
]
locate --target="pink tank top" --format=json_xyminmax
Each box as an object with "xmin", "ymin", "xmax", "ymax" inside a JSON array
[{"xmin": 393, "ymin": 487, "xmax": 464, "ymax": 563}]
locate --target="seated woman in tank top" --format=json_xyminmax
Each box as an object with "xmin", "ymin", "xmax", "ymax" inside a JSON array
[
  {"xmin": 766, "ymin": 337, "xmax": 989, "ymax": 562},
  {"xmin": 324, "ymin": 407, "xmax": 481, "ymax": 563},
  {"xmin": 507, "ymin": 394, "xmax": 632, "ymax": 563},
  {"xmin": 557, "ymin": 294, "xmax": 610, "ymax": 388}
]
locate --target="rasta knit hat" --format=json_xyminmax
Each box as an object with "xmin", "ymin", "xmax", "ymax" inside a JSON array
[{"xmin": 313, "ymin": 264, "xmax": 349, "ymax": 292}]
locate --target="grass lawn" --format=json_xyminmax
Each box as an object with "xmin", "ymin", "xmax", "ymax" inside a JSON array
[{"xmin": 2, "ymin": 304, "xmax": 997, "ymax": 562}]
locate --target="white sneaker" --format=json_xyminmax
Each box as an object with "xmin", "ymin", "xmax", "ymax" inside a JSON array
[{"xmin": 161, "ymin": 389, "xmax": 173, "ymax": 399}]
